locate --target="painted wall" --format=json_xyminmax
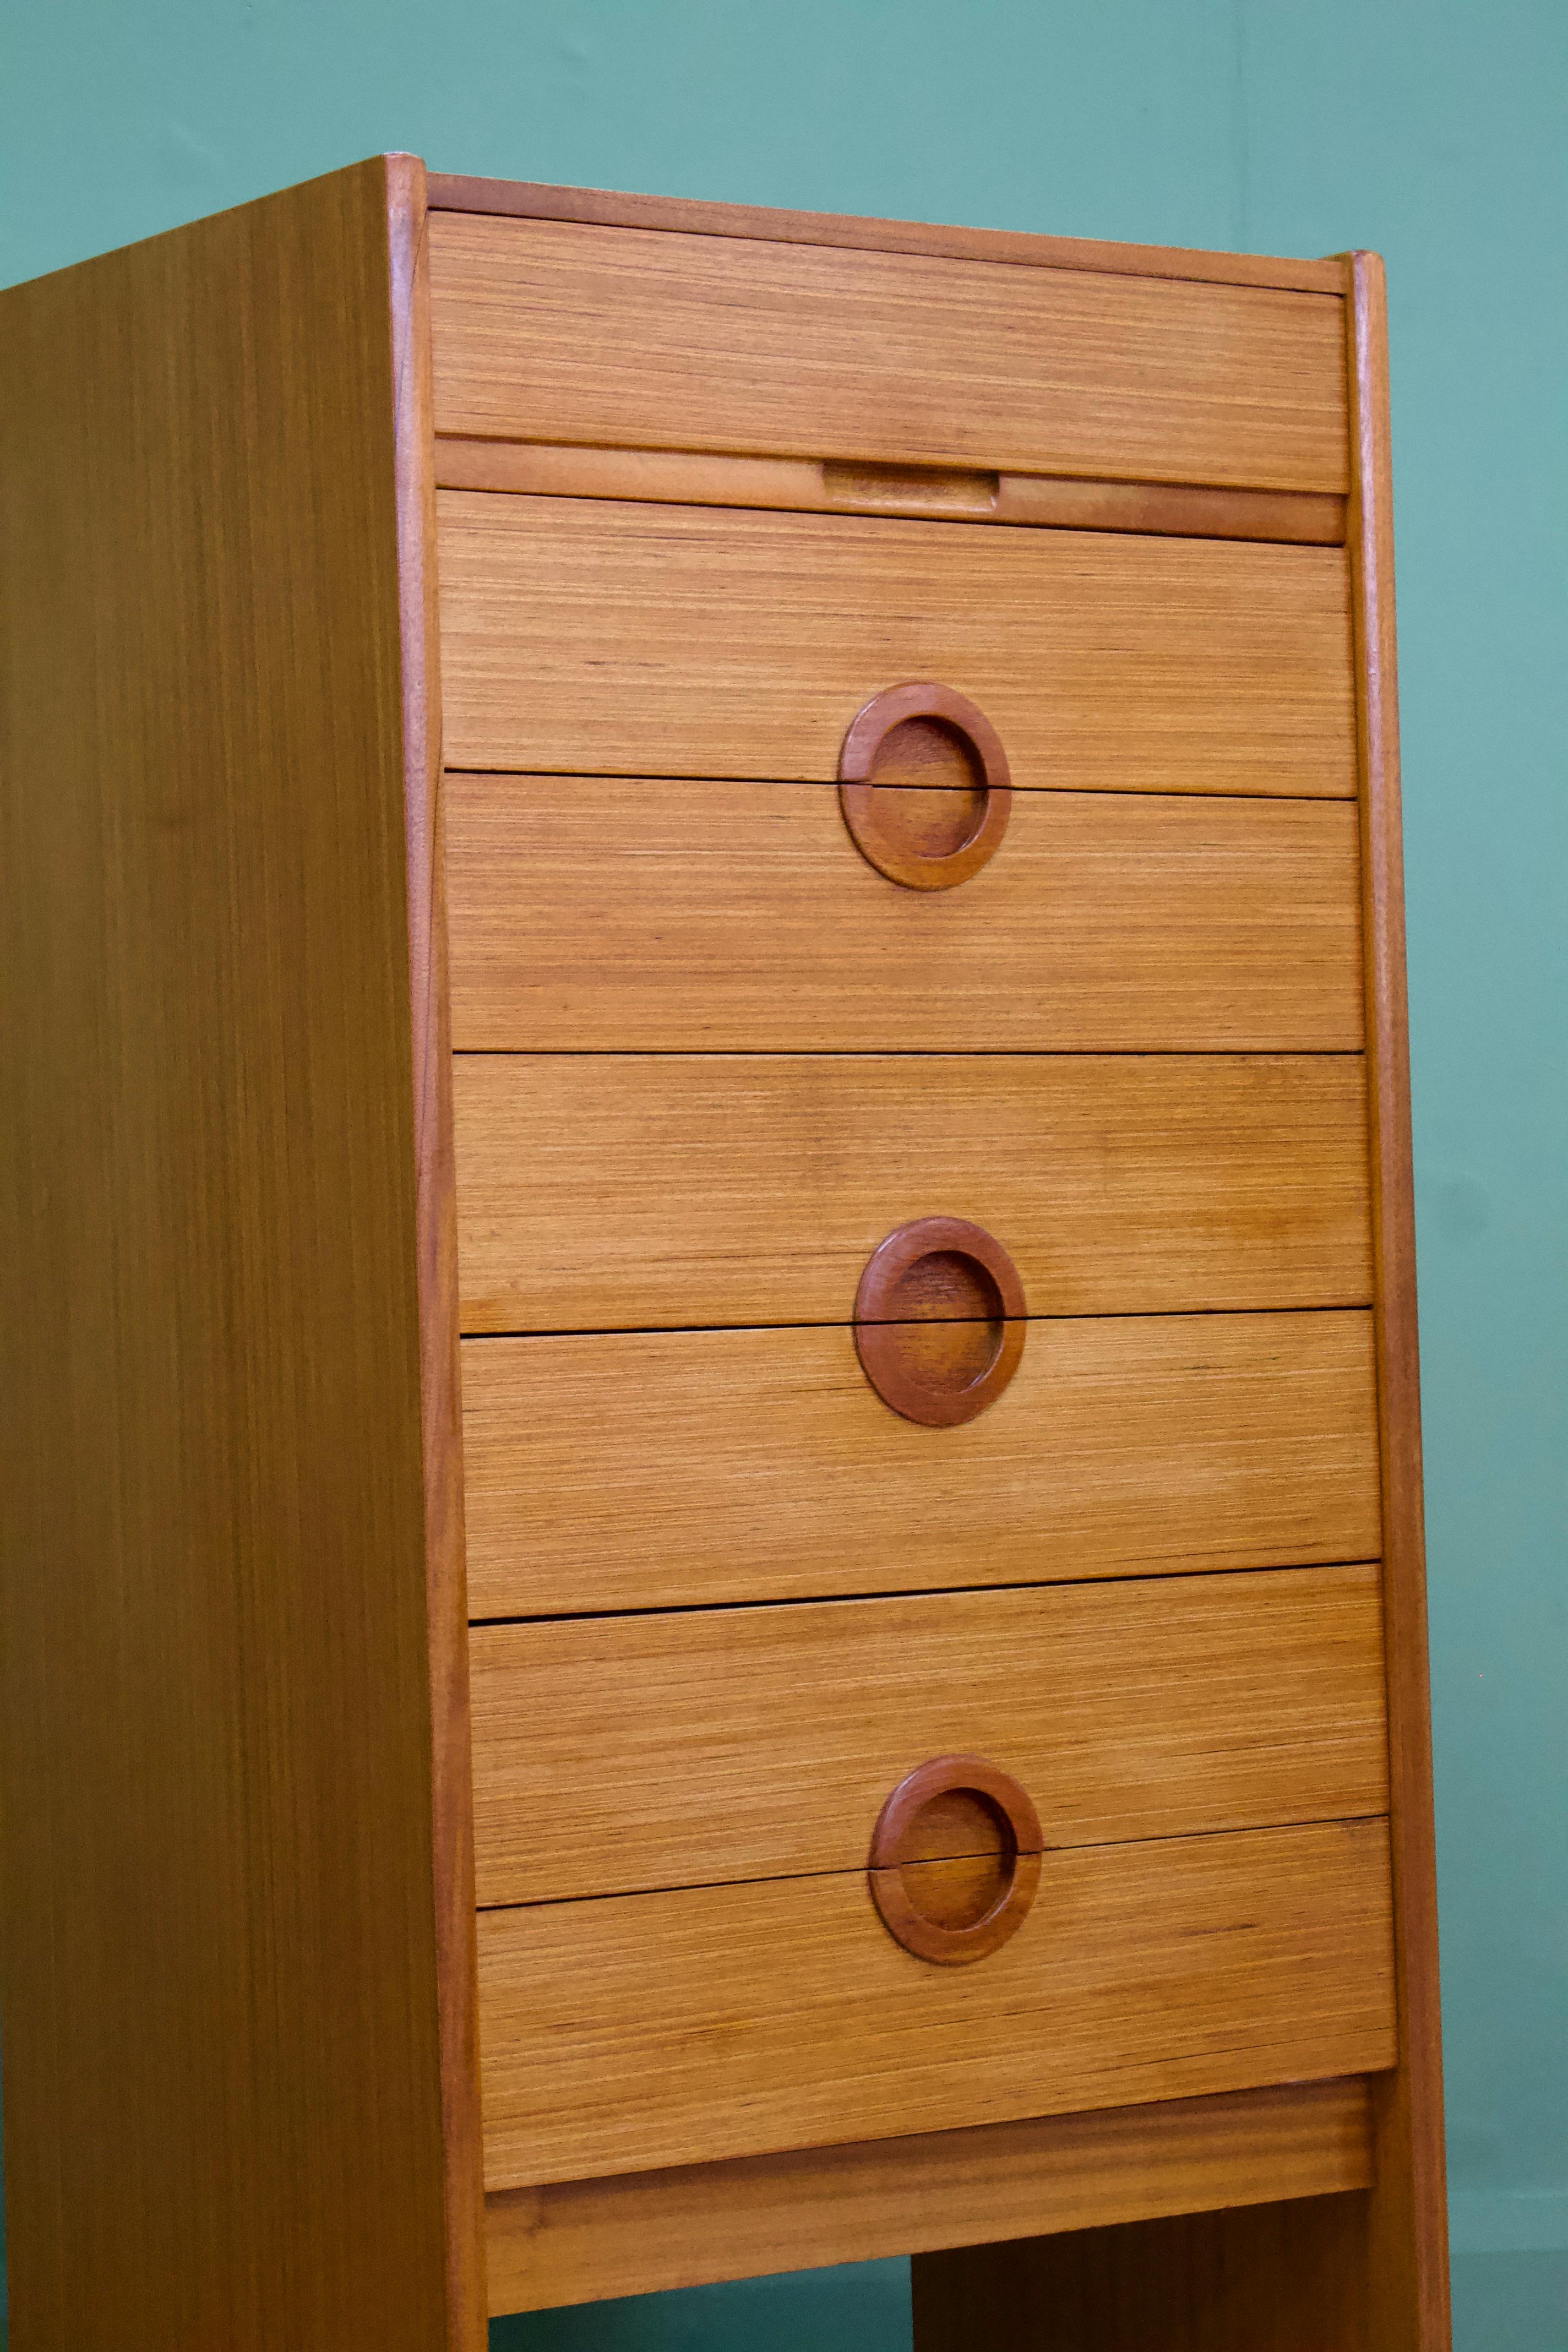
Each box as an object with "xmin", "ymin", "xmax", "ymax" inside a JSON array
[{"xmin": 3, "ymin": 6, "xmax": 1564, "ymax": 2347}]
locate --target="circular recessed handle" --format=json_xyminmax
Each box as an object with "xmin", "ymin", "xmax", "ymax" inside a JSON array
[
  {"xmin": 854, "ymin": 1216, "xmax": 1026, "ymax": 1427},
  {"xmin": 838, "ymin": 682, "xmax": 1012, "ymax": 890},
  {"xmin": 869, "ymin": 1754, "xmax": 1044, "ymax": 1966}
]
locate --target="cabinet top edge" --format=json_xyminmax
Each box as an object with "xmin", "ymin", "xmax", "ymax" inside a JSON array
[{"xmin": 424, "ymin": 168, "xmax": 1348, "ymax": 298}]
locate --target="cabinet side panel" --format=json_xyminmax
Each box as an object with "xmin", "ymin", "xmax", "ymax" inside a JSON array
[
  {"xmin": 0, "ymin": 163, "xmax": 452, "ymax": 2349},
  {"xmin": 1346, "ymin": 249, "xmax": 1453, "ymax": 2352}
]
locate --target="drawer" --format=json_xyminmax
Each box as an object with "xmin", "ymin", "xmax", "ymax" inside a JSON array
[
  {"xmin": 461, "ymin": 1310, "xmax": 1381, "ymax": 1616},
  {"xmin": 470, "ymin": 1565, "xmax": 1389, "ymax": 1905},
  {"xmin": 451, "ymin": 1053, "xmax": 1371, "ymax": 1332},
  {"xmin": 428, "ymin": 214, "xmax": 1348, "ymax": 493},
  {"xmin": 436, "ymin": 496, "xmax": 1356, "ymax": 796},
  {"xmin": 476, "ymin": 1819, "xmax": 1395, "ymax": 2186},
  {"xmin": 446, "ymin": 779, "xmax": 1365, "ymax": 1054}
]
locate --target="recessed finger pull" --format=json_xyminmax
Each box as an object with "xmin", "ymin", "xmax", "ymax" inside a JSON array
[
  {"xmin": 869, "ymin": 1755, "xmax": 1044, "ymax": 1965},
  {"xmin": 838, "ymin": 683, "xmax": 1012, "ymax": 890},
  {"xmin": 854, "ymin": 1216, "xmax": 1026, "ymax": 1426}
]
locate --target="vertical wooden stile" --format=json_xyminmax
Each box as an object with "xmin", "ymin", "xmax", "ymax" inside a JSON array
[{"xmin": 1344, "ymin": 246, "xmax": 1453, "ymax": 2352}]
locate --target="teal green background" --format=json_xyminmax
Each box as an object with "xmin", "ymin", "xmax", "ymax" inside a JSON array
[{"xmin": 3, "ymin": 5, "xmax": 1564, "ymax": 2346}]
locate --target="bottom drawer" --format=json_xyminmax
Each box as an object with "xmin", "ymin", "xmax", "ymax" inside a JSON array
[{"xmin": 477, "ymin": 1819, "xmax": 1395, "ymax": 2190}]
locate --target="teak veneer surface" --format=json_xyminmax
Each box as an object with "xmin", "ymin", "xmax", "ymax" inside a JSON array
[
  {"xmin": 428, "ymin": 172, "xmax": 1346, "ymax": 296},
  {"xmin": 452, "ymin": 1054, "xmax": 1373, "ymax": 1332},
  {"xmin": 446, "ymin": 779, "xmax": 1365, "ymax": 1053},
  {"xmin": 477, "ymin": 1820, "xmax": 1395, "ymax": 2187},
  {"xmin": 0, "ymin": 159, "xmax": 476, "ymax": 2352},
  {"xmin": 428, "ymin": 213, "xmax": 1348, "ymax": 492},
  {"xmin": 1347, "ymin": 251, "xmax": 1452, "ymax": 2352},
  {"xmin": 435, "ymin": 438, "xmax": 1347, "ymax": 542},
  {"xmin": 470, "ymin": 1565, "xmax": 1388, "ymax": 1905},
  {"xmin": 436, "ymin": 494, "xmax": 1357, "ymax": 796},
  {"xmin": 483, "ymin": 2079, "xmax": 1373, "ymax": 2315},
  {"xmin": 462, "ymin": 1310, "xmax": 1381, "ymax": 1616}
]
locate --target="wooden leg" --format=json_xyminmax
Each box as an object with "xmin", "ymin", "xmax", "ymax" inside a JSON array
[{"xmin": 912, "ymin": 2191, "xmax": 1373, "ymax": 2351}]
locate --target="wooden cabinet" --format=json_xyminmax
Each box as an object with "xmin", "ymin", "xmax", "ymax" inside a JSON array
[{"xmin": 0, "ymin": 156, "xmax": 1450, "ymax": 2351}]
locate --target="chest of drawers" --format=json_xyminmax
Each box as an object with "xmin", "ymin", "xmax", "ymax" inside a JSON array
[{"xmin": 0, "ymin": 156, "xmax": 1448, "ymax": 2349}]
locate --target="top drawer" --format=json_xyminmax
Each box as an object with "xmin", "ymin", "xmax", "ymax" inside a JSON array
[{"xmin": 428, "ymin": 214, "xmax": 1348, "ymax": 494}]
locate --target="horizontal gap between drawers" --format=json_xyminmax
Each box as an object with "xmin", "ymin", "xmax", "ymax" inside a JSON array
[
  {"xmin": 445, "ymin": 772, "xmax": 1359, "ymax": 804},
  {"xmin": 472, "ymin": 1811, "xmax": 1390, "ymax": 1915},
  {"xmin": 439, "ymin": 781, "xmax": 1363, "ymax": 809},
  {"xmin": 435, "ymin": 437, "xmax": 1347, "ymax": 545},
  {"xmin": 450, "ymin": 1050, "xmax": 1370, "ymax": 1060},
  {"xmin": 466, "ymin": 1555, "xmax": 1385, "ymax": 1631},
  {"xmin": 458, "ymin": 1302, "xmax": 1375, "ymax": 1343}
]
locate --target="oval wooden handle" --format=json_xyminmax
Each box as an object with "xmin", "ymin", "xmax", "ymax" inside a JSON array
[
  {"xmin": 869, "ymin": 1754, "xmax": 1044, "ymax": 1966},
  {"xmin": 854, "ymin": 1216, "xmax": 1026, "ymax": 1427},
  {"xmin": 838, "ymin": 682, "xmax": 1012, "ymax": 889}
]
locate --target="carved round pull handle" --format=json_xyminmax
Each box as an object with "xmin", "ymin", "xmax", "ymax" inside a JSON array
[
  {"xmin": 854, "ymin": 1216, "xmax": 1026, "ymax": 1427},
  {"xmin": 838, "ymin": 682, "xmax": 1012, "ymax": 890},
  {"xmin": 869, "ymin": 1755, "xmax": 1044, "ymax": 1965}
]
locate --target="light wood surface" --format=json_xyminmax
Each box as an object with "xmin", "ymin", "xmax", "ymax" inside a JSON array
[
  {"xmin": 428, "ymin": 213, "xmax": 1347, "ymax": 489},
  {"xmin": 452, "ymin": 1054, "xmax": 1373, "ymax": 1332},
  {"xmin": 445, "ymin": 777, "xmax": 1365, "ymax": 1052},
  {"xmin": 484, "ymin": 2077, "xmax": 1373, "ymax": 2313},
  {"xmin": 435, "ymin": 438, "xmax": 1347, "ymax": 543},
  {"xmin": 427, "ymin": 171, "xmax": 1347, "ymax": 296},
  {"xmin": 437, "ymin": 494, "xmax": 1357, "ymax": 793},
  {"xmin": 1347, "ymin": 248, "xmax": 1453, "ymax": 2352},
  {"xmin": 386, "ymin": 156, "xmax": 489, "ymax": 2346},
  {"xmin": 470, "ymin": 1565, "xmax": 1388, "ymax": 1905},
  {"xmin": 907, "ymin": 244, "xmax": 1450, "ymax": 2352},
  {"xmin": 913, "ymin": 2193, "xmax": 1374, "ymax": 2350},
  {"xmin": 0, "ymin": 160, "xmax": 471, "ymax": 2351},
  {"xmin": 462, "ymin": 1310, "xmax": 1382, "ymax": 1615},
  {"xmin": 476, "ymin": 1820, "xmax": 1395, "ymax": 2187}
]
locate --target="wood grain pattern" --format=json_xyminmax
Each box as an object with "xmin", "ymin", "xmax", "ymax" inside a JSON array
[
  {"xmin": 469, "ymin": 1565, "xmax": 1388, "ymax": 1907},
  {"xmin": 445, "ymin": 778, "xmax": 1367, "ymax": 1052},
  {"xmin": 914, "ymin": 2194, "xmax": 1374, "ymax": 2350},
  {"xmin": 1347, "ymin": 248, "xmax": 1453, "ymax": 2352},
  {"xmin": 910, "ymin": 246, "xmax": 1450, "ymax": 2352},
  {"xmin": 476, "ymin": 1820, "xmax": 1395, "ymax": 2187},
  {"xmin": 434, "ymin": 437, "xmax": 1348, "ymax": 543},
  {"xmin": 452, "ymin": 1054, "xmax": 1373, "ymax": 1332},
  {"xmin": 484, "ymin": 2078, "xmax": 1373, "ymax": 2315},
  {"xmin": 437, "ymin": 494, "xmax": 1358, "ymax": 794},
  {"xmin": 0, "ymin": 161, "xmax": 466, "ymax": 2351},
  {"xmin": 428, "ymin": 213, "xmax": 1347, "ymax": 489},
  {"xmin": 386, "ymin": 156, "xmax": 489, "ymax": 2349},
  {"xmin": 461, "ymin": 1310, "xmax": 1382, "ymax": 1615},
  {"xmin": 427, "ymin": 173, "xmax": 1347, "ymax": 296}
]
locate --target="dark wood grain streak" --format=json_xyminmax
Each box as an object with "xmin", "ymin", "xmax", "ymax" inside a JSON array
[
  {"xmin": 1346, "ymin": 246, "xmax": 1453, "ymax": 2352},
  {"xmin": 386, "ymin": 153, "xmax": 489, "ymax": 2351},
  {"xmin": 914, "ymin": 2195, "xmax": 1372, "ymax": 2350},
  {"xmin": 426, "ymin": 170, "xmax": 1344, "ymax": 294},
  {"xmin": 0, "ymin": 160, "xmax": 464, "ymax": 2349}
]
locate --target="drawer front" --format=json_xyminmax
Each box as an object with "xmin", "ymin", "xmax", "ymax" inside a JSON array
[
  {"xmin": 428, "ymin": 215, "xmax": 1348, "ymax": 493},
  {"xmin": 437, "ymin": 496, "xmax": 1356, "ymax": 796},
  {"xmin": 477, "ymin": 1819, "xmax": 1395, "ymax": 2187},
  {"xmin": 446, "ymin": 780, "xmax": 1365, "ymax": 1054},
  {"xmin": 470, "ymin": 1565, "xmax": 1388, "ymax": 1907},
  {"xmin": 462, "ymin": 1310, "xmax": 1381, "ymax": 1617},
  {"xmin": 452, "ymin": 1053, "xmax": 1371, "ymax": 1333}
]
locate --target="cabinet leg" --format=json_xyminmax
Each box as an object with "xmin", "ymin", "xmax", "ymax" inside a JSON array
[{"xmin": 912, "ymin": 2191, "xmax": 1371, "ymax": 2351}]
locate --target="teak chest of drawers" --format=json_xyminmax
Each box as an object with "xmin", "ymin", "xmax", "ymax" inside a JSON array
[{"xmin": 0, "ymin": 157, "xmax": 1449, "ymax": 2349}]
